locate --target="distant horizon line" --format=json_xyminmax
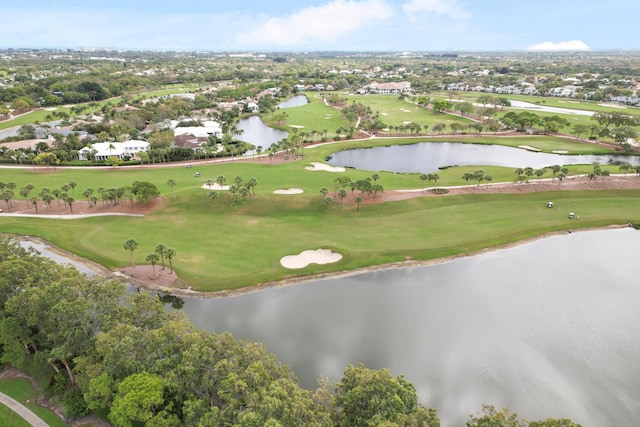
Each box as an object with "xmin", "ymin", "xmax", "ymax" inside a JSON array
[{"xmin": 2, "ymin": 47, "xmax": 640, "ymax": 54}]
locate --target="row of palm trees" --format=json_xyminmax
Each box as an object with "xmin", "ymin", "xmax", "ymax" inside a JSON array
[
  {"xmin": 123, "ymin": 239, "xmax": 177, "ymax": 277},
  {"xmin": 206, "ymin": 175, "xmax": 258, "ymax": 204}
]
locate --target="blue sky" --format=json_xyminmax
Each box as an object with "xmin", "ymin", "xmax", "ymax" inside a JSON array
[{"xmin": 2, "ymin": 0, "xmax": 638, "ymax": 51}]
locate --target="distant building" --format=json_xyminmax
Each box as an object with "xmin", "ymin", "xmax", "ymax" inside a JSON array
[
  {"xmin": 172, "ymin": 120, "xmax": 223, "ymax": 139},
  {"xmin": 78, "ymin": 140, "xmax": 149, "ymax": 161},
  {"xmin": 359, "ymin": 81, "xmax": 411, "ymax": 95}
]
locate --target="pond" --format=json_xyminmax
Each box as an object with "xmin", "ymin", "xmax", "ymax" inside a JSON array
[
  {"xmin": 277, "ymin": 95, "xmax": 309, "ymax": 109},
  {"xmin": 328, "ymin": 142, "xmax": 640, "ymax": 174},
  {"xmin": 178, "ymin": 228, "xmax": 640, "ymax": 427},
  {"xmin": 233, "ymin": 115, "xmax": 288, "ymax": 153}
]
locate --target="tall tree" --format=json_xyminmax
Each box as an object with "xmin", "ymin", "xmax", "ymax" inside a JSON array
[
  {"xmin": 146, "ymin": 253, "xmax": 160, "ymax": 277},
  {"xmin": 155, "ymin": 244, "xmax": 167, "ymax": 270},
  {"xmin": 123, "ymin": 238, "xmax": 139, "ymax": 267}
]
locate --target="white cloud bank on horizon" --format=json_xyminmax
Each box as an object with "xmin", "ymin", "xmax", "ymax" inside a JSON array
[
  {"xmin": 236, "ymin": 0, "xmax": 393, "ymax": 47},
  {"xmin": 526, "ymin": 40, "xmax": 591, "ymax": 51},
  {"xmin": 402, "ymin": 0, "xmax": 471, "ymax": 19}
]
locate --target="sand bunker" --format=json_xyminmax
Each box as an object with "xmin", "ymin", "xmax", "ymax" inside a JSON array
[
  {"xmin": 552, "ymin": 150, "xmax": 569, "ymax": 154},
  {"xmin": 289, "ymin": 125, "xmax": 305, "ymax": 128},
  {"xmin": 280, "ymin": 249, "xmax": 343, "ymax": 269},
  {"xmin": 202, "ymin": 183, "xmax": 230, "ymax": 190},
  {"xmin": 305, "ymin": 162, "xmax": 346, "ymax": 172},
  {"xmin": 274, "ymin": 188, "xmax": 304, "ymax": 194},
  {"xmin": 518, "ymin": 145, "xmax": 542, "ymax": 151}
]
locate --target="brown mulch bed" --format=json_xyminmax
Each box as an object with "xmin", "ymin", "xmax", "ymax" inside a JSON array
[{"xmin": 2, "ymin": 197, "xmax": 165, "ymax": 216}]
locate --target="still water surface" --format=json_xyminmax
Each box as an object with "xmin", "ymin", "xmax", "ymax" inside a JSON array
[
  {"xmin": 19, "ymin": 230, "xmax": 640, "ymax": 426},
  {"xmin": 180, "ymin": 228, "xmax": 640, "ymax": 426},
  {"xmin": 277, "ymin": 95, "xmax": 308, "ymax": 109},
  {"xmin": 233, "ymin": 115, "xmax": 288, "ymax": 152},
  {"xmin": 329, "ymin": 142, "xmax": 640, "ymax": 173}
]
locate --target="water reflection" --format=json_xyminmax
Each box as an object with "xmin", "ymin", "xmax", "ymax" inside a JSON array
[
  {"xmin": 328, "ymin": 142, "xmax": 640, "ymax": 173},
  {"xmin": 179, "ymin": 228, "xmax": 640, "ymax": 427},
  {"xmin": 18, "ymin": 239, "xmax": 99, "ymax": 276},
  {"xmin": 277, "ymin": 95, "xmax": 308, "ymax": 109},
  {"xmin": 233, "ymin": 115, "xmax": 288, "ymax": 153}
]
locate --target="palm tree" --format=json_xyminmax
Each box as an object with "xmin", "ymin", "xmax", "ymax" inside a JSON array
[
  {"xmin": 165, "ymin": 248, "xmax": 176, "ymax": 274},
  {"xmin": 65, "ymin": 197, "xmax": 74, "ymax": 212},
  {"xmin": 320, "ymin": 187, "xmax": 329, "ymax": 198},
  {"xmin": 166, "ymin": 179, "xmax": 176, "ymax": 195},
  {"xmin": 247, "ymin": 178, "xmax": 258, "ymax": 197},
  {"xmin": 338, "ymin": 188, "xmax": 347, "ymax": 205},
  {"xmin": 355, "ymin": 196, "xmax": 363, "ymax": 211},
  {"xmin": 30, "ymin": 196, "xmax": 38, "ymax": 213},
  {"xmin": 146, "ymin": 253, "xmax": 160, "ymax": 277},
  {"xmin": 155, "ymin": 243, "xmax": 168, "ymax": 270},
  {"xmin": 123, "ymin": 238, "xmax": 139, "ymax": 267}
]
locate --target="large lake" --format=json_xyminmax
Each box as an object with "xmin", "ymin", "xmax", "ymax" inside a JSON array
[
  {"xmin": 19, "ymin": 228, "xmax": 640, "ymax": 426},
  {"xmin": 328, "ymin": 142, "xmax": 640, "ymax": 174},
  {"xmin": 179, "ymin": 228, "xmax": 640, "ymax": 427}
]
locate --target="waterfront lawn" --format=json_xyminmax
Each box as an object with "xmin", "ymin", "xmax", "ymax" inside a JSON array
[
  {"xmin": 0, "ymin": 135, "xmax": 637, "ymax": 291},
  {"xmin": 1, "ymin": 159, "xmax": 639, "ymax": 291},
  {"xmin": 329, "ymin": 92, "xmax": 475, "ymax": 130}
]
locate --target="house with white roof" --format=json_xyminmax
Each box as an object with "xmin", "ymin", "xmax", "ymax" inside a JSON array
[
  {"xmin": 78, "ymin": 140, "xmax": 150, "ymax": 161},
  {"xmin": 360, "ymin": 81, "xmax": 412, "ymax": 95},
  {"xmin": 172, "ymin": 120, "xmax": 223, "ymax": 139}
]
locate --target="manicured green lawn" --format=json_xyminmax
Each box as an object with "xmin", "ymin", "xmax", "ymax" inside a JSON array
[
  {"xmin": 0, "ymin": 404, "xmax": 31, "ymax": 427},
  {"xmin": 0, "ymin": 378, "xmax": 67, "ymax": 427},
  {"xmin": 1, "ymin": 147, "xmax": 639, "ymax": 292}
]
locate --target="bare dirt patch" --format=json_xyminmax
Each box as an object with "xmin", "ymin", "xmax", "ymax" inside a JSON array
[
  {"xmin": 1, "ymin": 197, "xmax": 165, "ymax": 216},
  {"xmin": 117, "ymin": 264, "xmax": 178, "ymax": 289}
]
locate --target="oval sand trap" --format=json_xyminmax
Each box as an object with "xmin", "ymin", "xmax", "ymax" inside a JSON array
[
  {"xmin": 274, "ymin": 188, "xmax": 304, "ymax": 194},
  {"xmin": 280, "ymin": 249, "xmax": 343, "ymax": 269},
  {"xmin": 305, "ymin": 162, "xmax": 346, "ymax": 172}
]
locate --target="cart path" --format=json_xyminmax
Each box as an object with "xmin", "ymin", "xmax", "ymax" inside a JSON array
[{"xmin": 0, "ymin": 392, "xmax": 49, "ymax": 427}]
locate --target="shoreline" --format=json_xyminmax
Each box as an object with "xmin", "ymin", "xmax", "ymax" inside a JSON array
[{"xmin": 13, "ymin": 223, "xmax": 635, "ymax": 300}]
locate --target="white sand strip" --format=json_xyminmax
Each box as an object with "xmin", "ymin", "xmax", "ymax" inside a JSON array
[
  {"xmin": 518, "ymin": 145, "xmax": 541, "ymax": 151},
  {"xmin": 305, "ymin": 162, "xmax": 346, "ymax": 172},
  {"xmin": 280, "ymin": 249, "xmax": 343, "ymax": 269},
  {"xmin": 552, "ymin": 150, "xmax": 569, "ymax": 154},
  {"xmin": 274, "ymin": 188, "xmax": 304, "ymax": 194},
  {"xmin": 202, "ymin": 183, "xmax": 230, "ymax": 190}
]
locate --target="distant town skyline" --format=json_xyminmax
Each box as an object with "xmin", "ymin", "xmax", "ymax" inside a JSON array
[{"xmin": 2, "ymin": 0, "xmax": 639, "ymax": 52}]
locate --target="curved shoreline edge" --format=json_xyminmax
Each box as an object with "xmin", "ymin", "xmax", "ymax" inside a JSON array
[{"xmin": 13, "ymin": 223, "xmax": 635, "ymax": 300}]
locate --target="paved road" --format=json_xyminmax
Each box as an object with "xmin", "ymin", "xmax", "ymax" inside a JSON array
[{"xmin": 0, "ymin": 392, "xmax": 49, "ymax": 427}]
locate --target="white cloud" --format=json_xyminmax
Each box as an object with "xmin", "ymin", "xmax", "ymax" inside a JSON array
[
  {"xmin": 526, "ymin": 40, "xmax": 591, "ymax": 51},
  {"xmin": 402, "ymin": 0, "xmax": 471, "ymax": 19},
  {"xmin": 236, "ymin": 0, "xmax": 393, "ymax": 48}
]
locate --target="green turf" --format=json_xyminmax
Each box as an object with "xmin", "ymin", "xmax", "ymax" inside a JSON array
[
  {"xmin": 1, "ymin": 92, "xmax": 638, "ymax": 292},
  {"xmin": 1, "ymin": 152, "xmax": 638, "ymax": 292},
  {"xmin": 0, "ymin": 404, "xmax": 32, "ymax": 427},
  {"xmin": 0, "ymin": 378, "xmax": 67, "ymax": 427}
]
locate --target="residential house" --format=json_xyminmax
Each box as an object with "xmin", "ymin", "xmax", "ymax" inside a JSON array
[
  {"xmin": 172, "ymin": 120, "xmax": 223, "ymax": 139},
  {"xmin": 78, "ymin": 140, "xmax": 150, "ymax": 161},
  {"xmin": 361, "ymin": 81, "xmax": 411, "ymax": 95}
]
